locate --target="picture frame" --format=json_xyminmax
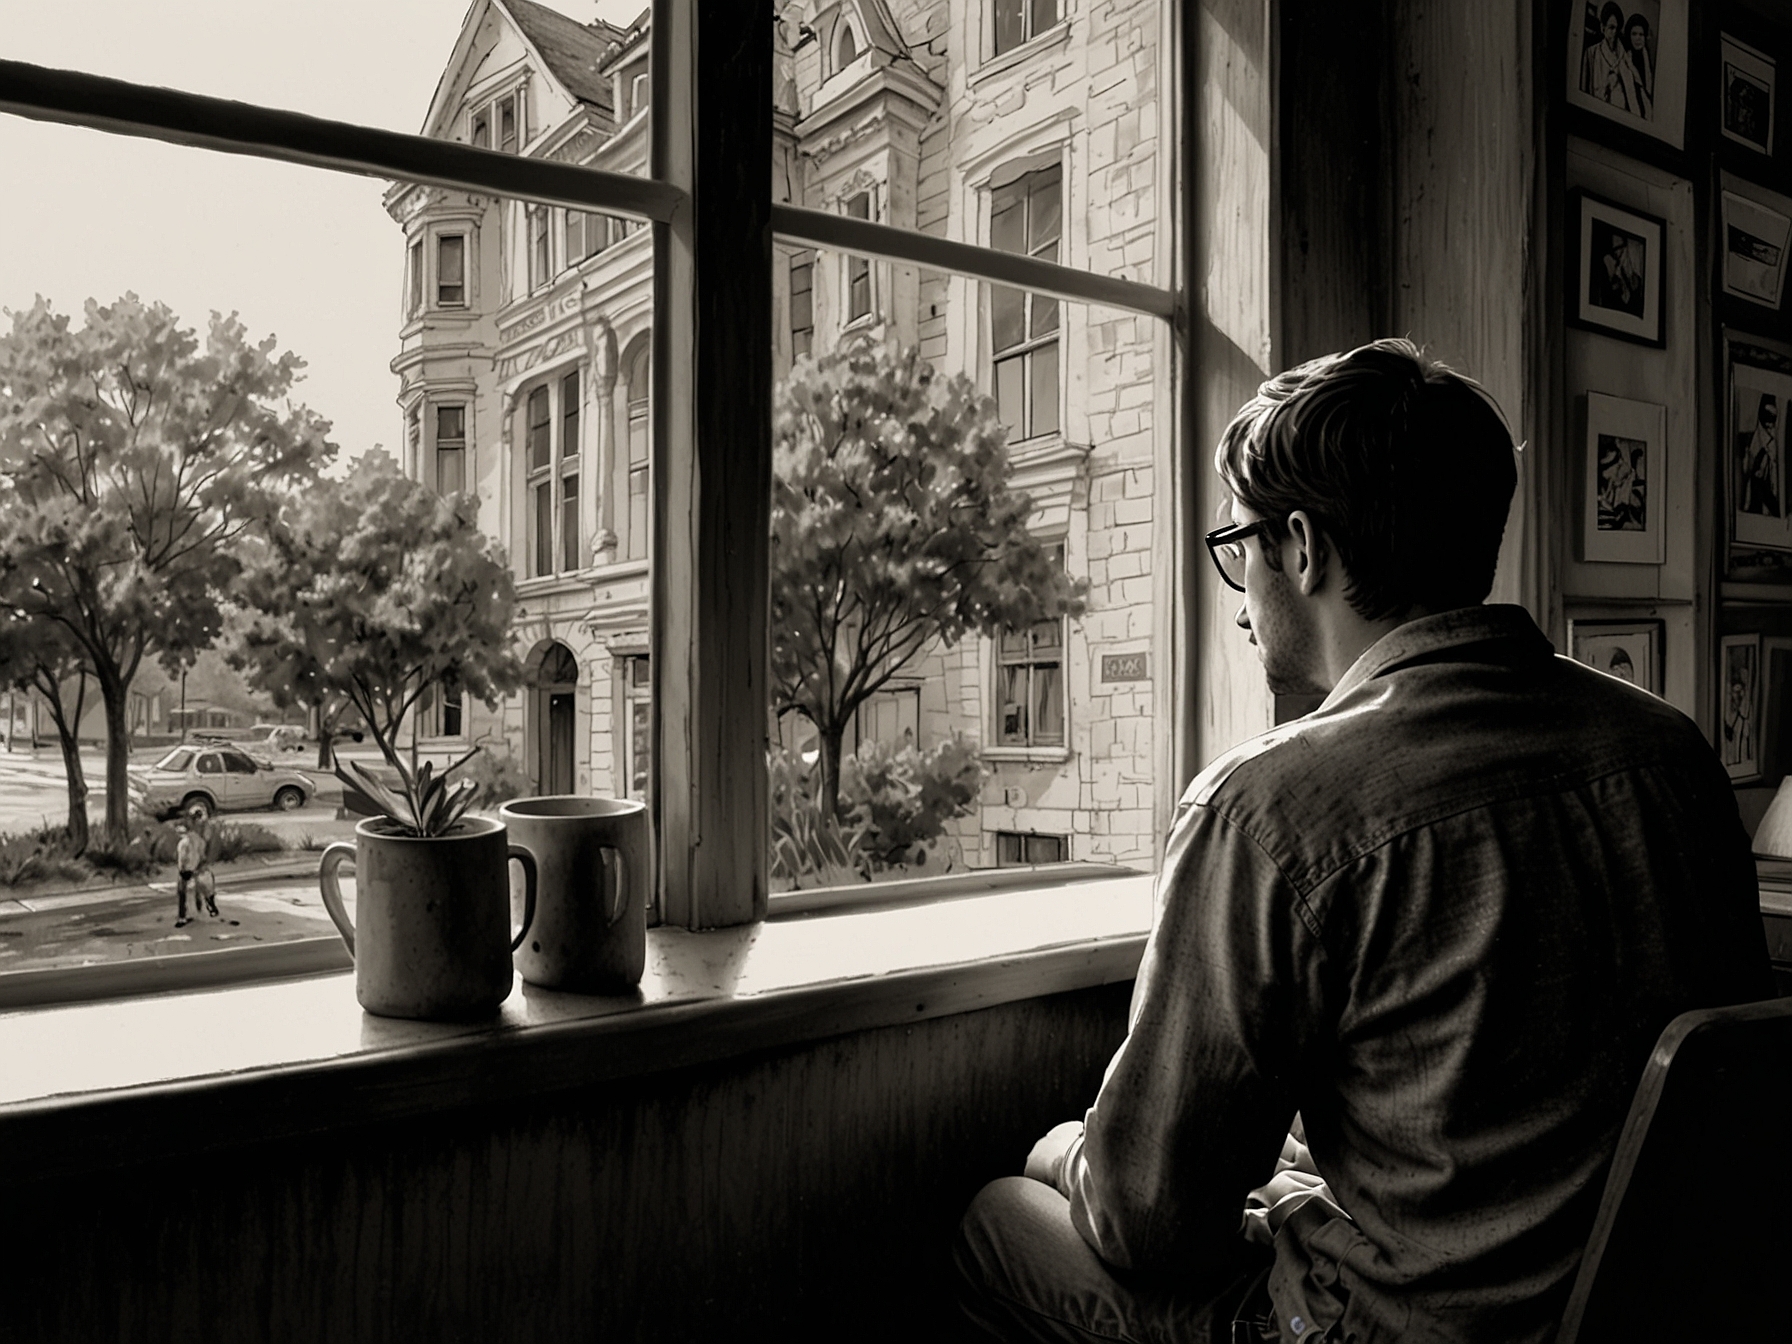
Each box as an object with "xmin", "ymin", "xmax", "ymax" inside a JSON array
[
  {"xmin": 1761, "ymin": 636, "xmax": 1792, "ymax": 784},
  {"xmin": 1568, "ymin": 618, "xmax": 1664, "ymax": 696},
  {"xmin": 1721, "ymin": 632, "xmax": 1763, "ymax": 783},
  {"xmin": 1581, "ymin": 392, "xmax": 1667, "ymax": 563},
  {"xmin": 1570, "ymin": 190, "xmax": 1665, "ymax": 347},
  {"xmin": 1720, "ymin": 32, "xmax": 1776, "ymax": 157},
  {"xmin": 1566, "ymin": 0, "xmax": 1689, "ymax": 150},
  {"xmin": 1721, "ymin": 177, "xmax": 1792, "ymax": 312},
  {"xmin": 1729, "ymin": 336, "xmax": 1792, "ymax": 552}
]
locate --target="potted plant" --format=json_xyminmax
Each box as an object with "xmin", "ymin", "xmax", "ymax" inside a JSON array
[{"xmin": 317, "ymin": 746, "xmax": 537, "ymax": 1021}]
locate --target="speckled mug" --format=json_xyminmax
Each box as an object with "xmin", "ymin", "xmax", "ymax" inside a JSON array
[{"xmin": 318, "ymin": 815, "xmax": 538, "ymax": 1020}]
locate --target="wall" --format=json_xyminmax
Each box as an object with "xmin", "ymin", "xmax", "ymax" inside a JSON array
[{"xmin": 4, "ymin": 983, "xmax": 1130, "ymax": 1344}]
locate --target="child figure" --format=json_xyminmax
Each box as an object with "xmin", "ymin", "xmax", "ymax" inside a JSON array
[{"xmin": 174, "ymin": 820, "xmax": 217, "ymax": 926}]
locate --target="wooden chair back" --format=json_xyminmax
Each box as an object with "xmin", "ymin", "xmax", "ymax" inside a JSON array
[{"xmin": 1556, "ymin": 996, "xmax": 1792, "ymax": 1342}]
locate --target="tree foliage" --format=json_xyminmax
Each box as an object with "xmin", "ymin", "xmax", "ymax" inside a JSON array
[
  {"xmin": 0, "ymin": 295, "xmax": 331, "ymax": 839},
  {"xmin": 230, "ymin": 450, "xmax": 524, "ymax": 768},
  {"xmin": 770, "ymin": 342, "xmax": 1086, "ymax": 815}
]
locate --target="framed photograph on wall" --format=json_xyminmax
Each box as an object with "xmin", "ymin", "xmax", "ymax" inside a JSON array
[
  {"xmin": 1722, "ymin": 632, "xmax": 1763, "ymax": 783},
  {"xmin": 1581, "ymin": 392, "xmax": 1666, "ymax": 563},
  {"xmin": 1566, "ymin": 0, "xmax": 1689, "ymax": 149},
  {"xmin": 1721, "ymin": 180, "xmax": 1792, "ymax": 311},
  {"xmin": 1721, "ymin": 32, "xmax": 1776, "ymax": 156},
  {"xmin": 1730, "ymin": 338, "xmax": 1792, "ymax": 552},
  {"xmin": 1568, "ymin": 618, "xmax": 1663, "ymax": 695},
  {"xmin": 1571, "ymin": 191, "xmax": 1665, "ymax": 346}
]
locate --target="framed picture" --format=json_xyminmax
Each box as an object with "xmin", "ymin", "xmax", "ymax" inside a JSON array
[
  {"xmin": 1571, "ymin": 191, "xmax": 1665, "ymax": 346},
  {"xmin": 1568, "ymin": 618, "xmax": 1663, "ymax": 695},
  {"xmin": 1722, "ymin": 632, "xmax": 1763, "ymax": 783},
  {"xmin": 1730, "ymin": 336, "xmax": 1792, "ymax": 552},
  {"xmin": 1721, "ymin": 32, "xmax": 1776, "ymax": 156},
  {"xmin": 1566, "ymin": 0, "xmax": 1689, "ymax": 149},
  {"xmin": 1721, "ymin": 179, "xmax": 1792, "ymax": 311},
  {"xmin": 1581, "ymin": 392, "xmax": 1667, "ymax": 563}
]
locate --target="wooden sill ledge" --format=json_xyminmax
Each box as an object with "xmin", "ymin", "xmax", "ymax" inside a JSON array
[{"xmin": 0, "ymin": 871, "xmax": 1152, "ymax": 1185}]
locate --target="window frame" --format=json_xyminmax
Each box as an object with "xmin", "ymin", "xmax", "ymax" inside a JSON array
[
  {"xmin": 993, "ymin": 542, "xmax": 1070, "ymax": 750},
  {"xmin": 436, "ymin": 231, "xmax": 467, "ymax": 307},
  {"xmin": 0, "ymin": 0, "xmax": 1182, "ymax": 937},
  {"xmin": 992, "ymin": 0, "xmax": 1065, "ymax": 60},
  {"xmin": 434, "ymin": 402, "xmax": 467, "ymax": 498},
  {"xmin": 989, "ymin": 161, "xmax": 1064, "ymax": 442}
]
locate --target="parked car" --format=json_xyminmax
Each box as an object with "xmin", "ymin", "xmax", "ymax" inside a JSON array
[
  {"xmin": 251, "ymin": 724, "xmax": 308, "ymax": 753},
  {"xmin": 130, "ymin": 744, "xmax": 318, "ymax": 821}
]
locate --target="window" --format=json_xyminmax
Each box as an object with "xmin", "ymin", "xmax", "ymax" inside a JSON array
[
  {"xmin": 471, "ymin": 107, "xmax": 490, "ymax": 149},
  {"xmin": 196, "ymin": 753, "xmax": 222, "ymax": 776},
  {"xmin": 422, "ymin": 675, "xmax": 465, "ymax": 739},
  {"xmin": 631, "ymin": 72, "xmax": 650, "ymax": 119},
  {"xmin": 994, "ymin": 0, "xmax": 1061, "ymax": 56},
  {"xmin": 498, "ymin": 92, "xmax": 518, "ymax": 154},
  {"xmin": 836, "ymin": 21, "xmax": 860, "ymax": 70},
  {"xmin": 470, "ymin": 90, "xmax": 521, "ymax": 153},
  {"xmin": 626, "ymin": 346, "xmax": 650, "ymax": 562},
  {"xmin": 437, "ymin": 234, "xmax": 466, "ymax": 306},
  {"xmin": 845, "ymin": 191, "xmax": 873, "ymax": 323},
  {"xmin": 525, "ymin": 374, "xmax": 583, "ymax": 578},
  {"xmin": 560, "ymin": 369, "xmax": 581, "ymax": 572},
  {"xmin": 995, "ymin": 831, "xmax": 1069, "ymax": 866},
  {"xmin": 789, "ymin": 252, "xmax": 814, "ymax": 359},
  {"xmin": 436, "ymin": 404, "xmax": 466, "ymax": 498},
  {"xmin": 441, "ymin": 678, "xmax": 463, "ymax": 738},
  {"xmin": 623, "ymin": 654, "xmax": 651, "ymax": 800},
  {"xmin": 528, "ymin": 206, "xmax": 550, "ymax": 290},
  {"xmin": 407, "ymin": 238, "xmax": 422, "ymax": 315},
  {"xmin": 996, "ymin": 544, "xmax": 1067, "ymax": 748},
  {"xmin": 223, "ymin": 750, "xmax": 259, "ymax": 775},
  {"xmin": 990, "ymin": 164, "xmax": 1061, "ymax": 439}
]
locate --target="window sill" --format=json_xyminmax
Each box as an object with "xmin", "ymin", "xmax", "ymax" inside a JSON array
[
  {"xmin": 968, "ymin": 19, "xmax": 1073, "ymax": 90},
  {"xmin": 982, "ymin": 745, "xmax": 1073, "ymax": 765},
  {"xmin": 0, "ymin": 871, "xmax": 1151, "ymax": 1184},
  {"xmin": 515, "ymin": 574, "xmax": 592, "ymax": 599}
]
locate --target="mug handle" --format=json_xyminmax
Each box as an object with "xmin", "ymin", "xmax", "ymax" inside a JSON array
[
  {"xmin": 508, "ymin": 845, "xmax": 539, "ymax": 951},
  {"xmin": 604, "ymin": 808, "xmax": 655, "ymax": 927},
  {"xmin": 318, "ymin": 842, "xmax": 357, "ymax": 957}
]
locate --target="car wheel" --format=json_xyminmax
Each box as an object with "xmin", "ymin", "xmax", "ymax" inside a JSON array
[
  {"xmin": 273, "ymin": 786, "xmax": 306, "ymax": 812},
  {"xmin": 181, "ymin": 794, "xmax": 215, "ymax": 822}
]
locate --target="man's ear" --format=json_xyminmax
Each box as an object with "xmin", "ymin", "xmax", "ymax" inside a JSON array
[{"xmin": 1285, "ymin": 510, "xmax": 1328, "ymax": 597}]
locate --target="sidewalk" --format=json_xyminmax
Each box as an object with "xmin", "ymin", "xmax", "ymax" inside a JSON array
[{"xmin": 0, "ymin": 851, "xmax": 328, "ymax": 915}]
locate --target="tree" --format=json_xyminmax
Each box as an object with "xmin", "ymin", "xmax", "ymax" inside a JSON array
[
  {"xmin": 770, "ymin": 342, "xmax": 1086, "ymax": 817},
  {"xmin": 0, "ymin": 608, "xmax": 94, "ymax": 852},
  {"xmin": 0, "ymin": 295, "xmax": 331, "ymax": 840},
  {"xmin": 230, "ymin": 451, "xmax": 524, "ymax": 769}
]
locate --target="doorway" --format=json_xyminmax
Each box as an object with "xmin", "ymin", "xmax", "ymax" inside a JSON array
[{"xmin": 533, "ymin": 642, "xmax": 579, "ymax": 796}]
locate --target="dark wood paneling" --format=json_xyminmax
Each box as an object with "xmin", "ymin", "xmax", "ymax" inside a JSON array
[{"xmin": 4, "ymin": 983, "xmax": 1131, "ymax": 1343}]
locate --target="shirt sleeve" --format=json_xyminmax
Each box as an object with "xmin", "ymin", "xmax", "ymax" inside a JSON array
[{"xmin": 1057, "ymin": 799, "xmax": 1326, "ymax": 1271}]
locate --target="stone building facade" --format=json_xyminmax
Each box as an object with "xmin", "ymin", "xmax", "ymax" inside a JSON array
[{"xmin": 389, "ymin": 0, "xmax": 1174, "ymax": 871}]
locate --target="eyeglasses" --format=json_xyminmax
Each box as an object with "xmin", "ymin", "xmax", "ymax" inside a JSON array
[{"xmin": 1204, "ymin": 519, "xmax": 1275, "ymax": 593}]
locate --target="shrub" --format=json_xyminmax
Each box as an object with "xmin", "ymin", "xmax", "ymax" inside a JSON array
[
  {"xmin": 768, "ymin": 733, "xmax": 984, "ymax": 888},
  {"xmin": 0, "ymin": 826, "xmax": 87, "ymax": 888},
  {"xmin": 210, "ymin": 822, "xmax": 284, "ymax": 862},
  {"xmin": 82, "ymin": 835, "xmax": 158, "ymax": 878},
  {"xmin": 462, "ymin": 748, "xmax": 532, "ymax": 811}
]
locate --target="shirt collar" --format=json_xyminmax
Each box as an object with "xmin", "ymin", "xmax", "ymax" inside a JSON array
[{"xmin": 1323, "ymin": 604, "xmax": 1551, "ymax": 707}]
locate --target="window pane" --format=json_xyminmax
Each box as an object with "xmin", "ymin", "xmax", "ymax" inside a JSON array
[
  {"xmin": 535, "ymin": 482, "xmax": 553, "ymax": 578},
  {"xmin": 769, "ymin": 251, "xmax": 1165, "ymax": 886},
  {"xmin": 993, "ymin": 0, "xmax": 1025, "ymax": 55},
  {"xmin": 438, "ymin": 447, "xmax": 464, "ymax": 498},
  {"xmin": 562, "ymin": 475, "xmax": 580, "ymax": 573},
  {"xmin": 437, "ymin": 235, "xmax": 465, "ymax": 306},
  {"xmin": 527, "ymin": 385, "xmax": 551, "ymax": 472},
  {"xmin": 991, "ymin": 286, "xmax": 1026, "ymax": 353},
  {"xmin": 560, "ymin": 369, "xmax": 580, "ymax": 465},
  {"xmin": 1031, "ymin": 0, "xmax": 1061, "ymax": 38},
  {"xmin": 498, "ymin": 95, "xmax": 517, "ymax": 154},
  {"xmin": 436, "ymin": 405, "xmax": 464, "ymax": 442}
]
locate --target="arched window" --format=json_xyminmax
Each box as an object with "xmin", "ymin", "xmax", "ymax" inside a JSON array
[{"xmin": 834, "ymin": 21, "xmax": 859, "ymax": 71}]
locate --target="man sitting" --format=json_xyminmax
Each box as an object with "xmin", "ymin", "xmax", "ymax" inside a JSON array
[{"xmin": 955, "ymin": 339, "xmax": 1773, "ymax": 1343}]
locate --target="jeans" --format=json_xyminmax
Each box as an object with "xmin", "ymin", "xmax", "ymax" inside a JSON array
[{"xmin": 953, "ymin": 1178, "xmax": 1274, "ymax": 1344}]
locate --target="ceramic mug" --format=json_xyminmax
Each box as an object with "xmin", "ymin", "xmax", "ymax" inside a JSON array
[
  {"xmin": 318, "ymin": 815, "xmax": 538, "ymax": 1020},
  {"xmin": 498, "ymin": 796, "xmax": 651, "ymax": 993}
]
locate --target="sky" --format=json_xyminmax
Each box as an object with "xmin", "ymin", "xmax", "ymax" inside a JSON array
[{"xmin": 0, "ymin": 0, "xmax": 646, "ymax": 463}]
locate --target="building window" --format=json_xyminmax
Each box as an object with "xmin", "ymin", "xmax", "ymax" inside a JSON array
[
  {"xmin": 525, "ymin": 374, "xmax": 583, "ymax": 578},
  {"xmin": 995, "ymin": 831, "xmax": 1068, "ymax": 865},
  {"xmin": 498, "ymin": 91, "xmax": 519, "ymax": 153},
  {"xmin": 845, "ymin": 190, "xmax": 873, "ymax": 323},
  {"xmin": 528, "ymin": 206, "xmax": 551, "ymax": 290},
  {"xmin": 993, "ymin": 0, "xmax": 1060, "ymax": 56},
  {"xmin": 623, "ymin": 654, "xmax": 651, "ymax": 800},
  {"xmin": 437, "ymin": 234, "xmax": 466, "ymax": 306},
  {"xmin": 626, "ymin": 345, "xmax": 650, "ymax": 561},
  {"xmin": 436, "ymin": 404, "xmax": 466, "ymax": 497},
  {"xmin": 991, "ymin": 163, "xmax": 1061, "ymax": 439},
  {"xmin": 527, "ymin": 384, "xmax": 552, "ymax": 576},
  {"xmin": 423, "ymin": 675, "xmax": 465, "ymax": 740},
  {"xmin": 441, "ymin": 678, "xmax": 463, "ymax": 738},
  {"xmin": 407, "ymin": 239, "xmax": 423, "ymax": 315},
  {"xmin": 631, "ymin": 71, "xmax": 650, "ymax": 119},
  {"xmin": 996, "ymin": 543, "xmax": 1067, "ymax": 747},
  {"xmin": 789, "ymin": 252, "xmax": 814, "ymax": 359},
  {"xmin": 470, "ymin": 107, "xmax": 490, "ymax": 148},
  {"xmin": 560, "ymin": 369, "xmax": 581, "ymax": 572},
  {"xmin": 835, "ymin": 21, "xmax": 860, "ymax": 70}
]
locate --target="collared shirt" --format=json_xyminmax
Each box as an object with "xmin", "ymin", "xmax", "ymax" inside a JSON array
[{"xmin": 1058, "ymin": 605, "xmax": 1773, "ymax": 1343}]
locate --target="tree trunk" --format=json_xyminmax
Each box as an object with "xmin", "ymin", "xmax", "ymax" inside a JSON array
[
  {"xmin": 35, "ymin": 670, "xmax": 89, "ymax": 854},
  {"xmin": 818, "ymin": 721, "xmax": 846, "ymax": 823},
  {"xmin": 97, "ymin": 669, "xmax": 133, "ymax": 842}
]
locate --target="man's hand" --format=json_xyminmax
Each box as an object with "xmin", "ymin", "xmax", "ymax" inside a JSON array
[{"xmin": 1023, "ymin": 1120, "xmax": 1086, "ymax": 1188}]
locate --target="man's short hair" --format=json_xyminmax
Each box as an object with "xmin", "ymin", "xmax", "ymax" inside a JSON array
[{"xmin": 1214, "ymin": 338, "xmax": 1518, "ymax": 622}]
